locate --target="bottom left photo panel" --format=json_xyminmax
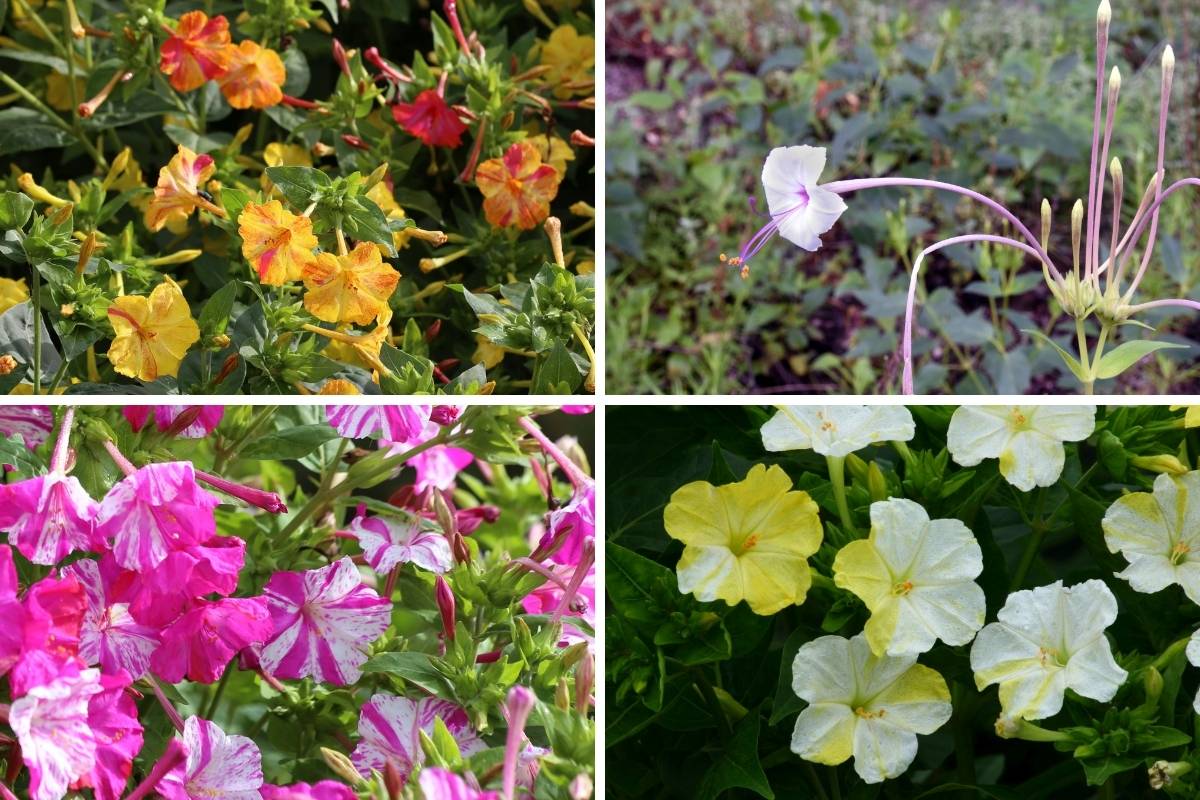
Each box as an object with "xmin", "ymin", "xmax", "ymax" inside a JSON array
[{"xmin": 0, "ymin": 403, "xmax": 595, "ymax": 800}]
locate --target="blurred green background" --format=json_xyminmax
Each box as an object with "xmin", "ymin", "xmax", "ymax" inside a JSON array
[{"xmin": 605, "ymin": 0, "xmax": 1200, "ymax": 395}]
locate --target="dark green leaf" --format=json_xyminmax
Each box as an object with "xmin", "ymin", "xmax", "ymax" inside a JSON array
[
  {"xmin": 198, "ymin": 281, "xmax": 239, "ymax": 337},
  {"xmin": 241, "ymin": 424, "xmax": 340, "ymax": 460},
  {"xmin": 0, "ymin": 191, "xmax": 33, "ymax": 230},
  {"xmin": 531, "ymin": 341, "xmax": 582, "ymax": 394},
  {"xmin": 264, "ymin": 166, "xmax": 331, "ymax": 208},
  {"xmin": 361, "ymin": 651, "xmax": 453, "ymax": 697},
  {"xmin": 695, "ymin": 712, "xmax": 775, "ymax": 800}
]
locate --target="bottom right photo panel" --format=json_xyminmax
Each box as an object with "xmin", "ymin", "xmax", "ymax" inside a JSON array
[{"xmin": 606, "ymin": 404, "xmax": 1197, "ymax": 799}]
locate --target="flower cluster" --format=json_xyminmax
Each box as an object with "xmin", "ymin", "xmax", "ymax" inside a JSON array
[{"xmin": 0, "ymin": 403, "xmax": 595, "ymax": 799}]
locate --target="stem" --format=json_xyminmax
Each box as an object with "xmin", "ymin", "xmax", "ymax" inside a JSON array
[
  {"xmin": 203, "ymin": 661, "xmax": 233, "ymax": 720},
  {"xmin": 1076, "ymin": 318, "xmax": 1093, "ymax": 395},
  {"xmin": 146, "ymin": 676, "xmax": 185, "ymax": 733},
  {"xmin": 692, "ymin": 670, "xmax": 732, "ymax": 739},
  {"xmin": 1010, "ymin": 488, "xmax": 1047, "ymax": 590},
  {"xmin": 517, "ymin": 415, "xmax": 591, "ymax": 489},
  {"xmin": 803, "ymin": 764, "xmax": 831, "ymax": 800},
  {"xmin": 214, "ymin": 405, "xmax": 278, "ymax": 472},
  {"xmin": 1123, "ymin": 178, "xmax": 1200, "ymax": 301},
  {"xmin": 1149, "ymin": 636, "xmax": 1190, "ymax": 672},
  {"xmin": 1088, "ymin": 323, "xmax": 1110, "ymax": 388},
  {"xmin": 829, "ymin": 767, "xmax": 842, "ymax": 800},
  {"xmin": 826, "ymin": 455, "xmax": 855, "ymax": 534},
  {"xmin": 952, "ymin": 684, "xmax": 976, "ymax": 793},
  {"xmin": 124, "ymin": 741, "xmax": 188, "ymax": 800},
  {"xmin": 0, "ymin": 70, "xmax": 106, "ymax": 168}
]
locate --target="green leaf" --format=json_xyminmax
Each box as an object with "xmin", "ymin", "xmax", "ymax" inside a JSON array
[
  {"xmin": 241, "ymin": 424, "xmax": 340, "ymax": 460},
  {"xmin": 1022, "ymin": 329, "xmax": 1089, "ymax": 383},
  {"xmin": 361, "ymin": 652, "xmax": 453, "ymax": 697},
  {"xmin": 606, "ymin": 542, "xmax": 680, "ymax": 626},
  {"xmin": 1095, "ymin": 340, "xmax": 1189, "ymax": 380},
  {"xmin": 531, "ymin": 341, "xmax": 582, "ymax": 394},
  {"xmin": 0, "ymin": 191, "xmax": 33, "ymax": 230},
  {"xmin": 264, "ymin": 166, "xmax": 331, "ymax": 208},
  {"xmin": 0, "ymin": 115, "xmax": 71, "ymax": 156},
  {"xmin": 769, "ymin": 626, "xmax": 811, "ymax": 725},
  {"xmin": 706, "ymin": 440, "xmax": 737, "ymax": 484},
  {"xmin": 198, "ymin": 281, "xmax": 239, "ymax": 337},
  {"xmin": 1079, "ymin": 754, "xmax": 1141, "ymax": 786},
  {"xmin": 1133, "ymin": 724, "xmax": 1192, "ymax": 752},
  {"xmin": 695, "ymin": 712, "xmax": 774, "ymax": 800},
  {"xmin": 342, "ymin": 195, "xmax": 395, "ymax": 255},
  {"xmin": 1096, "ymin": 429, "xmax": 1127, "ymax": 480}
]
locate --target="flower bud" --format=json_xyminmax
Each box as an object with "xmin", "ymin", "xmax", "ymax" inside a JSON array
[
  {"xmin": 194, "ymin": 470, "xmax": 288, "ymax": 513},
  {"xmin": 1108, "ymin": 64, "xmax": 1121, "ymax": 94},
  {"xmin": 1097, "ymin": 0, "xmax": 1111, "ymax": 27},
  {"xmin": 575, "ymin": 654, "xmax": 594, "ymax": 714},
  {"xmin": 431, "ymin": 405, "xmax": 462, "ymax": 425},
  {"xmin": 1143, "ymin": 665, "xmax": 1164, "ymax": 708},
  {"xmin": 321, "ymin": 747, "xmax": 364, "ymax": 787},
  {"xmin": 1071, "ymin": 198, "xmax": 1084, "ymax": 274},
  {"xmin": 1130, "ymin": 453, "xmax": 1190, "ymax": 475},
  {"xmin": 502, "ymin": 686, "xmax": 538, "ymax": 800},
  {"xmin": 1163, "ymin": 44, "xmax": 1175, "ymax": 77},
  {"xmin": 570, "ymin": 774, "xmax": 594, "ymax": 800},
  {"xmin": 436, "ymin": 576, "xmax": 456, "ymax": 641},
  {"xmin": 555, "ymin": 677, "xmax": 570, "ymax": 711},
  {"xmin": 383, "ymin": 758, "xmax": 403, "ymax": 800},
  {"xmin": 0, "ymin": 355, "xmax": 15, "ymax": 375},
  {"xmin": 867, "ymin": 461, "xmax": 887, "ymax": 503},
  {"xmin": 1040, "ymin": 198, "xmax": 1051, "ymax": 251}
]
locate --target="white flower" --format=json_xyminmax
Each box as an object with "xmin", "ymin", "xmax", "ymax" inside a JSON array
[
  {"xmin": 946, "ymin": 406, "xmax": 1096, "ymax": 491},
  {"xmin": 790, "ymin": 633, "xmax": 951, "ymax": 784},
  {"xmin": 833, "ymin": 498, "xmax": 985, "ymax": 656},
  {"xmin": 1102, "ymin": 471, "xmax": 1200, "ymax": 603},
  {"xmin": 1185, "ymin": 630, "xmax": 1200, "ymax": 714},
  {"xmin": 970, "ymin": 580, "xmax": 1127, "ymax": 721},
  {"xmin": 761, "ymin": 146, "xmax": 848, "ymax": 252},
  {"xmin": 761, "ymin": 405, "xmax": 915, "ymax": 458}
]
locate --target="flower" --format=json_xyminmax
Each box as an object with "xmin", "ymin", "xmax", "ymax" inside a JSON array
[
  {"xmin": 260, "ymin": 558, "xmax": 392, "ymax": 685},
  {"xmin": 970, "ymin": 580, "xmax": 1127, "ymax": 721},
  {"xmin": 539, "ymin": 25, "xmax": 595, "ymax": 98},
  {"xmin": 348, "ymin": 514, "xmax": 454, "ymax": 575},
  {"xmin": 107, "ymin": 279, "xmax": 201, "ymax": 381},
  {"xmin": 218, "ymin": 40, "xmax": 285, "ymax": 109},
  {"xmin": 0, "ymin": 405, "xmax": 54, "ymax": 449},
  {"xmin": 663, "ymin": 463, "xmax": 823, "ymax": 615},
  {"xmin": 303, "ymin": 242, "xmax": 401, "ymax": 325},
  {"xmin": 1, "ymin": 568, "xmax": 88, "ymax": 689},
  {"xmin": 475, "ymin": 141, "xmax": 561, "ymax": 230},
  {"xmin": 527, "ymin": 133, "xmax": 575, "ymax": 179},
  {"xmin": 144, "ymin": 145, "xmax": 221, "ymax": 232},
  {"xmin": 392, "ymin": 89, "xmax": 468, "ymax": 148},
  {"xmin": 947, "ymin": 406, "xmax": 1096, "ymax": 492},
  {"xmin": 96, "ymin": 461, "xmax": 220, "ymax": 571},
  {"xmin": 0, "ymin": 275, "xmax": 28, "ymax": 313},
  {"xmin": 158, "ymin": 11, "xmax": 232, "ymax": 93},
  {"xmin": 789, "ymin": 633, "xmax": 952, "ymax": 784},
  {"xmin": 65, "ymin": 559, "xmax": 159, "ymax": 680},
  {"xmin": 261, "ymin": 782, "xmax": 356, "ymax": 800},
  {"xmin": 408, "ymin": 441, "xmax": 475, "ymax": 493},
  {"xmin": 124, "ymin": 405, "xmax": 224, "ymax": 439},
  {"xmin": 833, "ymin": 498, "xmax": 985, "ymax": 656},
  {"xmin": 158, "ymin": 717, "xmax": 264, "ymax": 800},
  {"xmin": 732, "ymin": 146, "xmax": 848, "ymax": 270},
  {"xmin": 127, "ymin": 535, "xmax": 246, "ymax": 628},
  {"xmin": 1102, "ymin": 471, "xmax": 1200, "ymax": 603},
  {"xmin": 540, "ymin": 483, "xmax": 595, "ymax": 566},
  {"xmin": 521, "ymin": 564, "xmax": 595, "ymax": 647},
  {"xmin": 761, "ymin": 405, "xmax": 915, "ymax": 457},
  {"xmin": 419, "ymin": 768, "xmax": 500, "ymax": 800},
  {"xmin": 1186, "ymin": 630, "xmax": 1200, "ymax": 713},
  {"xmin": 351, "ymin": 694, "xmax": 484, "ymax": 782},
  {"xmin": 327, "ymin": 405, "xmax": 431, "ymax": 442},
  {"xmin": 150, "ymin": 597, "xmax": 272, "ymax": 684},
  {"xmin": 76, "ymin": 671, "xmax": 144, "ymax": 800},
  {"xmin": 9, "ymin": 665, "xmax": 104, "ymax": 800},
  {"xmin": 239, "ymin": 200, "xmax": 319, "ymax": 285},
  {"xmin": 0, "ymin": 470, "xmax": 99, "ymax": 565}
]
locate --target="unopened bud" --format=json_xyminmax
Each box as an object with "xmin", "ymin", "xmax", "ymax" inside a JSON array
[
  {"xmin": 514, "ymin": 617, "xmax": 536, "ymax": 662},
  {"xmin": 320, "ymin": 747, "xmax": 364, "ymax": 786},
  {"xmin": 60, "ymin": 303, "xmax": 76, "ymax": 317},
  {"xmin": 1109, "ymin": 65, "xmax": 1121, "ymax": 94},
  {"xmin": 1144, "ymin": 666, "xmax": 1164, "ymax": 707},
  {"xmin": 0, "ymin": 355, "xmax": 16, "ymax": 375},
  {"xmin": 1109, "ymin": 157, "xmax": 1122, "ymax": 185},
  {"xmin": 1071, "ymin": 198, "xmax": 1084, "ymax": 273},
  {"xmin": 212, "ymin": 333, "xmax": 231, "ymax": 348},
  {"xmin": 867, "ymin": 461, "xmax": 887, "ymax": 503},
  {"xmin": 556, "ymin": 677, "xmax": 570, "ymax": 711},
  {"xmin": 1163, "ymin": 44, "xmax": 1175, "ymax": 76},
  {"xmin": 1097, "ymin": 0, "xmax": 1111, "ymax": 27},
  {"xmin": 436, "ymin": 576, "xmax": 456, "ymax": 641},
  {"xmin": 383, "ymin": 758, "xmax": 403, "ymax": 800},
  {"xmin": 1130, "ymin": 453, "xmax": 1190, "ymax": 475},
  {"xmin": 364, "ymin": 162, "xmax": 389, "ymax": 190},
  {"xmin": 575, "ymin": 654, "xmax": 594, "ymax": 714},
  {"xmin": 1040, "ymin": 198, "xmax": 1051, "ymax": 252},
  {"xmin": 544, "ymin": 216, "xmax": 565, "ymax": 268},
  {"xmin": 570, "ymin": 774, "xmax": 594, "ymax": 800}
]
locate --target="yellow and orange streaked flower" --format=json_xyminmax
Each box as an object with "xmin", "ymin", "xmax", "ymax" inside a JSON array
[
  {"xmin": 317, "ymin": 378, "xmax": 362, "ymax": 395},
  {"xmin": 475, "ymin": 141, "xmax": 561, "ymax": 230},
  {"xmin": 539, "ymin": 25, "xmax": 595, "ymax": 98},
  {"xmin": 527, "ymin": 133, "xmax": 575, "ymax": 179},
  {"xmin": 159, "ymin": 11, "xmax": 233, "ymax": 93},
  {"xmin": 238, "ymin": 200, "xmax": 319, "ymax": 286},
  {"xmin": 302, "ymin": 242, "xmax": 400, "ymax": 326},
  {"xmin": 218, "ymin": 40, "xmax": 286, "ymax": 110},
  {"xmin": 144, "ymin": 145, "xmax": 225, "ymax": 232},
  {"xmin": 106, "ymin": 279, "xmax": 200, "ymax": 381}
]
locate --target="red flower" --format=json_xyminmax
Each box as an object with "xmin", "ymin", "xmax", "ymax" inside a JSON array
[{"xmin": 391, "ymin": 90, "xmax": 467, "ymax": 148}]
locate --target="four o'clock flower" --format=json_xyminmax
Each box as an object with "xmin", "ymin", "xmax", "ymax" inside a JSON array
[
  {"xmin": 406, "ymin": 438, "xmax": 475, "ymax": 494},
  {"xmin": 971, "ymin": 580, "xmax": 1127, "ymax": 721},
  {"xmin": 419, "ymin": 768, "xmax": 500, "ymax": 800},
  {"xmin": 150, "ymin": 597, "xmax": 273, "ymax": 684},
  {"xmin": 261, "ymin": 781, "xmax": 357, "ymax": 800},
  {"xmin": 392, "ymin": 89, "xmax": 468, "ymax": 148},
  {"xmin": 124, "ymin": 405, "xmax": 225, "ymax": 439},
  {"xmin": 65, "ymin": 558, "xmax": 159, "ymax": 680},
  {"xmin": 351, "ymin": 694, "xmax": 484, "ymax": 783},
  {"xmin": 761, "ymin": 405, "xmax": 915, "ymax": 457},
  {"xmin": 327, "ymin": 404, "xmax": 432, "ymax": 443},
  {"xmin": 75, "ymin": 670, "xmax": 145, "ymax": 800},
  {"xmin": 144, "ymin": 145, "xmax": 226, "ymax": 232},
  {"xmin": 1185, "ymin": 630, "xmax": 1200, "ymax": 714},
  {"xmin": 833, "ymin": 499, "xmax": 985, "ymax": 657},
  {"xmin": 9, "ymin": 665, "xmax": 104, "ymax": 800},
  {"xmin": 1102, "ymin": 470, "xmax": 1200, "ymax": 603},
  {"xmin": 947, "ymin": 406, "xmax": 1096, "ymax": 491},
  {"xmin": 348, "ymin": 514, "xmax": 454, "ymax": 575},
  {"xmin": 158, "ymin": 11, "xmax": 232, "ymax": 93},
  {"xmin": 0, "ymin": 405, "xmax": 55, "ymax": 449},
  {"xmin": 157, "ymin": 716, "xmax": 264, "ymax": 800},
  {"xmin": 238, "ymin": 200, "xmax": 320, "ymax": 286},
  {"xmin": 260, "ymin": 558, "xmax": 392, "ymax": 685},
  {"xmin": 789, "ymin": 633, "xmax": 952, "ymax": 784},
  {"xmin": 96, "ymin": 461, "xmax": 221, "ymax": 571}
]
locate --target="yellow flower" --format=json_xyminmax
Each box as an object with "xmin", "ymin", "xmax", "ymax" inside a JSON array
[
  {"xmin": 238, "ymin": 200, "xmax": 319, "ymax": 285},
  {"xmin": 1182, "ymin": 407, "xmax": 1200, "ymax": 429},
  {"xmin": 475, "ymin": 141, "xmax": 561, "ymax": 230},
  {"xmin": 302, "ymin": 242, "xmax": 400, "ymax": 326},
  {"xmin": 0, "ymin": 277, "xmax": 29, "ymax": 315},
  {"xmin": 46, "ymin": 71, "xmax": 86, "ymax": 111},
  {"xmin": 539, "ymin": 25, "xmax": 594, "ymax": 98},
  {"xmin": 473, "ymin": 335, "xmax": 505, "ymax": 369},
  {"xmin": 318, "ymin": 378, "xmax": 361, "ymax": 395},
  {"xmin": 144, "ymin": 145, "xmax": 224, "ymax": 232},
  {"xmin": 262, "ymin": 142, "xmax": 312, "ymax": 193},
  {"xmin": 218, "ymin": 40, "xmax": 286, "ymax": 110},
  {"xmin": 526, "ymin": 133, "xmax": 575, "ymax": 178},
  {"xmin": 106, "ymin": 279, "xmax": 200, "ymax": 381},
  {"xmin": 663, "ymin": 463, "xmax": 823, "ymax": 615}
]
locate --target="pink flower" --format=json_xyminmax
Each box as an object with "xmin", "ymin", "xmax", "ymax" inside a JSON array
[
  {"xmin": 73, "ymin": 670, "xmax": 145, "ymax": 800},
  {"xmin": 327, "ymin": 405, "xmax": 431, "ymax": 443},
  {"xmin": 0, "ymin": 472, "xmax": 99, "ymax": 566},
  {"xmin": 542, "ymin": 484, "xmax": 595, "ymax": 566},
  {"xmin": 260, "ymin": 558, "xmax": 392, "ymax": 685},
  {"xmin": 560, "ymin": 406, "xmax": 593, "ymax": 415},
  {"xmin": 418, "ymin": 768, "xmax": 500, "ymax": 800},
  {"xmin": 65, "ymin": 559, "xmax": 159, "ymax": 680},
  {"xmin": 128, "ymin": 536, "xmax": 246, "ymax": 628},
  {"xmin": 430, "ymin": 405, "xmax": 463, "ymax": 425},
  {"xmin": 96, "ymin": 462, "xmax": 220, "ymax": 571},
  {"xmin": 158, "ymin": 717, "xmax": 264, "ymax": 800},
  {"xmin": 348, "ymin": 514, "xmax": 453, "ymax": 575},
  {"xmin": 352, "ymin": 695, "xmax": 483, "ymax": 783},
  {"xmin": 261, "ymin": 781, "xmax": 356, "ymax": 800},
  {"xmin": 124, "ymin": 406, "xmax": 225, "ymax": 438},
  {"xmin": 8, "ymin": 574, "xmax": 88, "ymax": 694},
  {"xmin": 0, "ymin": 406, "xmax": 54, "ymax": 449},
  {"xmin": 9, "ymin": 664, "xmax": 104, "ymax": 800},
  {"xmin": 0, "ymin": 545, "xmax": 25, "ymax": 675},
  {"xmin": 522, "ymin": 565, "xmax": 595, "ymax": 648},
  {"xmin": 150, "ymin": 597, "xmax": 272, "ymax": 684}
]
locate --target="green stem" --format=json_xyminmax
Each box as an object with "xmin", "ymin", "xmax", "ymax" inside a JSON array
[
  {"xmin": 692, "ymin": 670, "xmax": 732, "ymax": 739},
  {"xmin": 214, "ymin": 405, "xmax": 278, "ymax": 472},
  {"xmin": 1075, "ymin": 317, "xmax": 1094, "ymax": 395},
  {"xmin": 1010, "ymin": 488, "xmax": 1048, "ymax": 590},
  {"xmin": 1149, "ymin": 636, "xmax": 1190, "ymax": 672},
  {"xmin": 45, "ymin": 357, "xmax": 69, "ymax": 394},
  {"xmin": 803, "ymin": 764, "xmax": 831, "ymax": 800},
  {"xmin": 826, "ymin": 455, "xmax": 855, "ymax": 534},
  {"xmin": 952, "ymin": 683, "xmax": 976, "ymax": 794},
  {"xmin": 1088, "ymin": 323, "xmax": 1111, "ymax": 390},
  {"xmin": 203, "ymin": 662, "xmax": 234, "ymax": 721},
  {"xmin": 0, "ymin": 70, "xmax": 106, "ymax": 168},
  {"xmin": 828, "ymin": 767, "xmax": 842, "ymax": 800}
]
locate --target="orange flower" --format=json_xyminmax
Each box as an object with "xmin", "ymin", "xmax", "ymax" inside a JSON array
[
  {"xmin": 144, "ymin": 145, "xmax": 225, "ymax": 232},
  {"xmin": 475, "ymin": 141, "xmax": 561, "ymax": 230},
  {"xmin": 238, "ymin": 200, "xmax": 318, "ymax": 285},
  {"xmin": 159, "ymin": 11, "xmax": 232, "ymax": 93},
  {"xmin": 302, "ymin": 242, "xmax": 400, "ymax": 325},
  {"xmin": 218, "ymin": 40, "xmax": 285, "ymax": 110}
]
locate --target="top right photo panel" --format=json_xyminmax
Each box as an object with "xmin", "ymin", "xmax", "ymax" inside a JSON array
[{"xmin": 606, "ymin": 0, "xmax": 1198, "ymax": 395}]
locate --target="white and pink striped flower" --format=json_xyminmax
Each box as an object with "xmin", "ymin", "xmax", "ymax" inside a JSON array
[
  {"xmin": 9, "ymin": 665, "xmax": 104, "ymax": 800},
  {"xmin": 157, "ymin": 716, "xmax": 264, "ymax": 800},
  {"xmin": 348, "ymin": 514, "xmax": 454, "ymax": 575},
  {"xmin": 327, "ymin": 405, "xmax": 431, "ymax": 444},
  {"xmin": 351, "ymin": 694, "xmax": 483, "ymax": 783},
  {"xmin": 260, "ymin": 558, "xmax": 392, "ymax": 685},
  {"xmin": 65, "ymin": 559, "xmax": 159, "ymax": 680}
]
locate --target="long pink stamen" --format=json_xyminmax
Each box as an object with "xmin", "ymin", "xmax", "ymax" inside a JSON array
[
  {"xmin": 1084, "ymin": 3, "xmax": 1110, "ymax": 280},
  {"xmin": 552, "ymin": 538, "xmax": 594, "ymax": 622},
  {"xmin": 1125, "ymin": 47, "xmax": 1175, "ymax": 301},
  {"xmin": 1090, "ymin": 68, "xmax": 1119, "ymax": 285},
  {"xmin": 517, "ymin": 417, "xmax": 591, "ymax": 490}
]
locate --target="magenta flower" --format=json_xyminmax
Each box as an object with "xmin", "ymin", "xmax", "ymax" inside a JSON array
[
  {"xmin": 260, "ymin": 558, "xmax": 392, "ymax": 685},
  {"xmin": 430, "ymin": 405, "xmax": 463, "ymax": 425},
  {"xmin": 327, "ymin": 405, "xmax": 431, "ymax": 443},
  {"xmin": 348, "ymin": 514, "xmax": 453, "ymax": 575},
  {"xmin": 543, "ymin": 484, "xmax": 595, "ymax": 566},
  {"xmin": 409, "ymin": 443, "xmax": 474, "ymax": 493},
  {"xmin": 96, "ymin": 461, "xmax": 220, "ymax": 571},
  {"xmin": 0, "ymin": 405, "xmax": 54, "ymax": 449},
  {"xmin": 157, "ymin": 716, "xmax": 264, "ymax": 800},
  {"xmin": 128, "ymin": 536, "xmax": 247, "ymax": 628},
  {"xmin": 74, "ymin": 670, "xmax": 145, "ymax": 800},
  {"xmin": 560, "ymin": 405, "xmax": 594, "ymax": 415},
  {"xmin": 352, "ymin": 694, "xmax": 483, "ymax": 782},
  {"xmin": 0, "ymin": 545, "xmax": 24, "ymax": 675},
  {"xmin": 9, "ymin": 664, "xmax": 103, "ymax": 800},
  {"xmin": 65, "ymin": 559, "xmax": 159, "ymax": 680},
  {"xmin": 124, "ymin": 406, "xmax": 225, "ymax": 438},
  {"xmin": 419, "ymin": 768, "xmax": 500, "ymax": 800},
  {"xmin": 150, "ymin": 597, "xmax": 272, "ymax": 684},
  {"xmin": 8, "ymin": 573, "xmax": 88, "ymax": 694},
  {"xmin": 261, "ymin": 781, "xmax": 357, "ymax": 800}
]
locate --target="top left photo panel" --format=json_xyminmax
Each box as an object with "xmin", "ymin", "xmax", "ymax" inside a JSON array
[{"xmin": 0, "ymin": 0, "xmax": 595, "ymax": 396}]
